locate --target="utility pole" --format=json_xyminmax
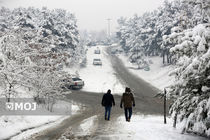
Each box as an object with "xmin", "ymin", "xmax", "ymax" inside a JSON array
[
  {"xmin": 164, "ymin": 88, "xmax": 167, "ymax": 124},
  {"xmin": 107, "ymin": 18, "xmax": 111, "ymax": 39}
]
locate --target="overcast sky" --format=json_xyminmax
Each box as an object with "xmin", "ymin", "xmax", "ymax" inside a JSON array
[{"xmin": 0, "ymin": 0, "xmax": 171, "ymax": 32}]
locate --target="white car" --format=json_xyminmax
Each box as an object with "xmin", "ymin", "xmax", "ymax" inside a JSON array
[
  {"xmin": 61, "ymin": 77, "xmax": 84, "ymax": 90},
  {"xmin": 94, "ymin": 49, "xmax": 101, "ymax": 54},
  {"xmin": 93, "ymin": 58, "xmax": 102, "ymax": 65},
  {"xmin": 69, "ymin": 77, "xmax": 84, "ymax": 89}
]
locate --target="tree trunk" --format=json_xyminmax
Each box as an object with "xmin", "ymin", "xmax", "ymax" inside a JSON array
[
  {"xmin": 7, "ymin": 85, "xmax": 12, "ymax": 102},
  {"xmin": 167, "ymin": 50, "xmax": 170, "ymax": 64},
  {"xmin": 173, "ymin": 112, "xmax": 178, "ymax": 128}
]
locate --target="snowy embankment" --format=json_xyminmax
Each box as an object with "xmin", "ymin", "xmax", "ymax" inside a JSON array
[
  {"xmin": 118, "ymin": 54, "xmax": 175, "ymax": 91},
  {"xmin": 68, "ymin": 45, "xmax": 125, "ymax": 94},
  {"xmin": 114, "ymin": 115, "xmax": 207, "ymax": 140},
  {"xmin": 0, "ymin": 102, "xmax": 80, "ymax": 140}
]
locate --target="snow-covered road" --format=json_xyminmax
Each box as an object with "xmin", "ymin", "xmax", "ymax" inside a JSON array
[
  {"xmin": 59, "ymin": 114, "xmax": 208, "ymax": 140},
  {"xmin": 72, "ymin": 45, "xmax": 125, "ymax": 94}
]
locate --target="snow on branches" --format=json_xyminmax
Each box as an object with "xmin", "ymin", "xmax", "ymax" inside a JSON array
[
  {"xmin": 0, "ymin": 7, "xmax": 83, "ymax": 101},
  {"xmin": 169, "ymin": 23, "xmax": 210, "ymax": 137}
]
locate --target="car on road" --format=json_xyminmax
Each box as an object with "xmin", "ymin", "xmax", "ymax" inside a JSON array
[
  {"xmin": 144, "ymin": 66, "xmax": 150, "ymax": 71},
  {"xmin": 93, "ymin": 58, "xmax": 102, "ymax": 65},
  {"xmin": 70, "ymin": 77, "xmax": 85, "ymax": 89},
  {"xmin": 61, "ymin": 77, "xmax": 84, "ymax": 90},
  {"xmin": 94, "ymin": 49, "xmax": 101, "ymax": 54},
  {"xmin": 111, "ymin": 48, "xmax": 117, "ymax": 54}
]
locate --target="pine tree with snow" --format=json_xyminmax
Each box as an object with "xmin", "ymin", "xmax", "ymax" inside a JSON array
[
  {"xmin": 116, "ymin": 0, "xmax": 210, "ymax": 137},
  {"xmin": 168, "ymin": 23, "xmax": 210, "ymax": 137}
]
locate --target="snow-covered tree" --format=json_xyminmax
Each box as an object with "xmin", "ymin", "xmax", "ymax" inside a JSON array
[
  {"xmin": 168, "ymin": 23, "xmax": 210, "ymax": 137},
  {"xmin": 116, "ymin": 0, "xmax": 210, "ymax": 137},
  {"xmin": 0, "ymin": 7, "xmax": 84, "ymax": 101}
]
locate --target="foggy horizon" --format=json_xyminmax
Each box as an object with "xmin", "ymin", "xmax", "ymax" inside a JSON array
[{"xmin": 0, "ymin": 0, "xmax": 173, "ymax": 32}]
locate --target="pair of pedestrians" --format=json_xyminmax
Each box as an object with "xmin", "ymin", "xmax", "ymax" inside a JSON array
[{"xmin": 101, "ymin": 87, "xmax": 135, "ymax": 122}]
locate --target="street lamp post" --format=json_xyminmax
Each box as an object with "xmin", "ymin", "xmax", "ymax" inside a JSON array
[{"xmin": 107, "ymin": 18, "xmax": 111, "ymax": 41}]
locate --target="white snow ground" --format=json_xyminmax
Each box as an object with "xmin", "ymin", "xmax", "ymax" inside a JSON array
[
  {"xmin": 118, "ymin": 54, "xmax": 175, "ymax": 91},
  {"xmin": 0, "ymin": 102, "xmax": 80, "ymax": 140},
  {"xmin": 68, "ymin": 45, "xmax": 125, "ymax": 94},
  {"xmin": 60, "ymin": 114, "xmax": 207, "ymax": 140},
  {"xmin": 77, "ymin": 115, "xmax": 98, "ymax": 136},
  {"xmin": 114, "ymin": 115, "xmax": 208, "ymax": 140}
]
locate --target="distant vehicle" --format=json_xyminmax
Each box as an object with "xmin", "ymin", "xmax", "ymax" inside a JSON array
[
  {"xmin": 110, "ymin": 47, "xmax": 123, "ymax": 54},
  {"xmin": 60, "ymin": 77, "xmax": 84, "ymax": 90},
  {"xmin": 148, "ymin": 60, "xmax": 153, "ymax": 64},
  {"xmin": 87, "ymin": 42, "xmax": 96, "ymax": 46},
  {"xmin": 110, "ymin": 43, "xmax": 118, "ymax": 47},
  {"xmin": 94, "ymin": 49, "xmax": 101, "ymax": 54},
  {"xmin": 144, "ymin": 66, "xmax": 150, "ymax": 71},
  {"xmin": 93, "ymin": 58, "xmax": 102, "ymax": 65},
  {"xmin": 111, "ymin": 48, "xmax": 117, "ymax": 54}
]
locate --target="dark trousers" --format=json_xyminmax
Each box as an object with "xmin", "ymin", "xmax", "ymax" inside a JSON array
[
  {"xmin": 124, "ymin": 107, "xmax": 132, "ymax": 120},
  {"xmin": 105, "ymin": 106, "xmax": 112, "ymax": 120}
]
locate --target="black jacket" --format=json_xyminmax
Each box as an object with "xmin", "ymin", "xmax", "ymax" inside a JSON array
[{"xmin": 101, "ymin": 93, "xmax": 115, "ymax": 107}]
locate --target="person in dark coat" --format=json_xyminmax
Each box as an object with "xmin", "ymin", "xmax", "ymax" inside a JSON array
[
  {"xmin": 120, "ymin": 87, "xmax": 135, "ymax": 122},
  {"xmin": 101, "ymin": 89, "xmax": 115, "ymax": 120}
]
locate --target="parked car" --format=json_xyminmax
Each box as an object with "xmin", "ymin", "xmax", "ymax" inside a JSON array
[
  {"xmin": 144, "ymin": 66, "xmax": 150, "ymax": 71},
  {"xmin": 93, "ymin": 58, "xmax": 102, "ymax": 65},
  {"xmin": 87, "ymin": 42, "xmax": 96, "ymax": 46},
  {"xmin": 69, "ymin": 77, "xmax": 84, "ymax": 89},
  {"xmin": 60, "ymin": 77, "xmax": 84, "ymax": 90},
  {"xmin": 94, "ymin": 49, "xmax": 101, "ymax": 54},
  {"xmin": 111, "ymin": 48, "xmax": 117, "ymax": 54}
]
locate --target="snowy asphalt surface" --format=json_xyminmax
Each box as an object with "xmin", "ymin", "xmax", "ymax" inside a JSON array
[{"xmin": 28, "ymin": 49, "xmax": 165, "ymax": 140}]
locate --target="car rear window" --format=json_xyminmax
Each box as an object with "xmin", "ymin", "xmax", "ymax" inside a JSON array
[
  {"xmin": 72, "ymin": 78, "xmax": 81, "ymax": 81},
  {"xmin": 94, "ymin": 59, "xmax": 101, "ymax": 61}
]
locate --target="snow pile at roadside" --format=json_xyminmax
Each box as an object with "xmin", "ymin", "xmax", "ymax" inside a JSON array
[
  {"xmin": 118, "ymin": 54, "xmax": 175, "ymax": 90},
  {"xmin": 75, "ymin": 45, "xmax": 125, "ymax": 94},
  {"xmin": 115, "ymin": 115, "xmax": 208, "ymax": 140},
  {"xmin": 0, "ymin": 116, "xmax": 62, "ymax": 139},
  {"xmin": 0, "ymin": 116, "xmax": 63, "ymax": 140},
  {"xmin": 0, "ymin": 102, "xmax": 80, "ymax": 140}
]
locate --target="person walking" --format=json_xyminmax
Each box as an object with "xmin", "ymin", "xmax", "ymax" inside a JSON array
[
  {"xmin": 120, "ymin": 87, "xmax": 135, "ymax": 122},
  {"xmin": 101, "ymin": 89, "xmax": 115, "ymax": 121}
]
